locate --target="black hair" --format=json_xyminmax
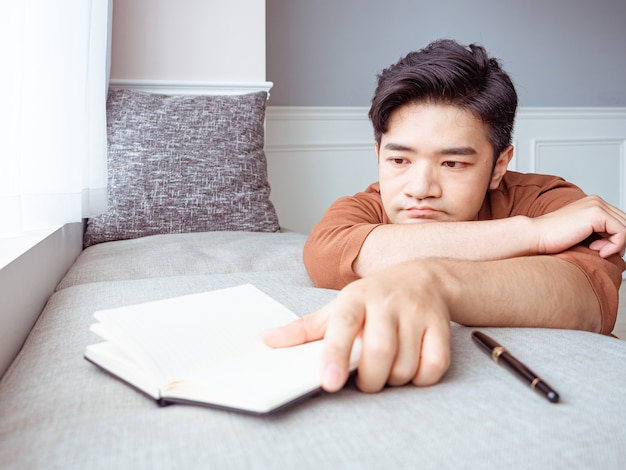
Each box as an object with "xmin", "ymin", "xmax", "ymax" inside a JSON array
[{"xmin": 369, "ymin": 39, "xmax": 518, "ymax": 158}]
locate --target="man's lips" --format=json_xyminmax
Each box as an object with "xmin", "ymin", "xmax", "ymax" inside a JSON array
[{"xmin": 404, "ymin": 206, "xmax": 441, "ymax": 218}]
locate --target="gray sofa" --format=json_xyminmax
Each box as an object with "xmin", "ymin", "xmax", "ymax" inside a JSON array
[
  {"xmin": 2, "ymin": 86, "xmax": 625, "ymax": 468},
  {"xmin": 1, "ymin": 230, "xmax": 626, "ymax": 468}
]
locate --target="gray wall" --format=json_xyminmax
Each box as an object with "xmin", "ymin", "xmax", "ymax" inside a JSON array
[{"xmin": 267, "ymin": 0, "xmax": 626, "ymax": 107}]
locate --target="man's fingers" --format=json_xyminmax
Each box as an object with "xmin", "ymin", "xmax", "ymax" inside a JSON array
[
  {"xmin": 589, "ymin": 234, "xmax": 626, "ymax": 258},
  {"xmin": 320, "ymin": 294, "xmax": 365, "ymax": 392},
  {"xmin": 538, "ymin": 195, "xmax": 626, "ymax": 256},
  {"xmin": 412, "ymin": 323, "xmax": 451, "ymax": 387},
  {"xmin": 261, "ymin": 308, "xmax": 329, "ymax": 348},
  {"xmin": 355, "ymin": 304, "xmax": 397, "ymax": 393},
  {"xmin": 587, "ymin": 197, "xmax": 626, "ymax": 255},
  {"xmin": 264, "ymin": 277, "xmax": 453, "ymax": 393},
  {"xmin": 386, "ymin": 322, "xmax": 421, "ymax": 387},
  {"xmin": 262, "ymin": 297, "xmax": 360, "ymax": 393}
]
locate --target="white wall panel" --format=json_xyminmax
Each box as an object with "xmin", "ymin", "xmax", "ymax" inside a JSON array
[
  {"xmin": 265, "ymin": 107, "xmax": 376, "ymax": 233},
  {"xmin": 533, "ymin": 139, "xmax": 624, "ymax": 208},
  {"xmin": 513, "ymin": 109, "xmax": 626, "ymax": 210}
]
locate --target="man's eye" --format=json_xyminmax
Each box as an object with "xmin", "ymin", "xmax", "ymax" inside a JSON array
[
  {"xmin": 390, "ymin": 158, "xmax": 406, "ymax": 165},
  {"xmin": 443, "ymin": 161, "xmax": 463, "ymax": 168}
]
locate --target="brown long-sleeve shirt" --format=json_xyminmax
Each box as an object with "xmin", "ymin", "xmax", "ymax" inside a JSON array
[{"xmin": 303, "ymin": 171, "xmax": 625, "ymax": 334}]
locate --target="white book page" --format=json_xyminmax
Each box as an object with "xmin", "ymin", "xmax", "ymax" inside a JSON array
[
  {"xmin": 92, "ymin": 284, "xmax": 299, "ymax": 382},
  {"xmin": 162, "ymin": 338, "xmax": 362, "ymax": 413},
  {"xmin": 88, "ymin": 323, "xmax": 168, "ymax": 384},
  {"xmin": 85, "ymin": 342, "xmax": 162, "ymax": 399}
]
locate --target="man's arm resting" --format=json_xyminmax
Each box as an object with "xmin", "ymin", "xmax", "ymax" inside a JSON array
[
  {"xmin": 264, "ymin": 254, "xmax": 605, "ymax": 394},
  {"xmin": 354, "ymin": 216, "xmax": 536, "ymax": 278},
  {"xmin": 355, "ymin": 195, "xmax": 626, "ymax": 278},
  {"xmin": 431, "ymin": 255, "xmax": 601, "ymax": 332}
]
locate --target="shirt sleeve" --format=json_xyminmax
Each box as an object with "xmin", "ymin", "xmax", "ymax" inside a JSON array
[
  {"xmin": 555, "ymin": 247, "xmax": 625, "ymax": 335},
  {"xmin": 495, "ymin": 173, "xmax": 625, "ymax": 334},
  {"xmin": 303, "ymin": 184, "xmax": 387, "ymax": 289},
  {"xmin": 526, "ymin": 178, "xmax": 625, "ymax": 334}
]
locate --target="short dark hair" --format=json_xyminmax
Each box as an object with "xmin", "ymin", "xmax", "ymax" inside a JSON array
[{"xmin": 369, "ymin": 39, "xmax": 518, "ymax": 159}]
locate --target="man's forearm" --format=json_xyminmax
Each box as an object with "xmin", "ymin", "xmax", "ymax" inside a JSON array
[
  {"xmin": 354, "ymin": 194, "xmax": 626, "ymax": 279},
  {"xmin": 418, "ymin": 255, "xmax": 601, "ymax": 332},
  {"xmin": 354, "ymin": 216, "xmax": 537, "ymax": 277}
]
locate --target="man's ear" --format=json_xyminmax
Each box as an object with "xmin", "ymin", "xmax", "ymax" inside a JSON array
[
  {"xmin": 489, "ymin": 146, "xmax": 514, "ymax": 190},
  {"xmin": 374, "ymin": 141, "xmax": 380, "ymax": 163}
]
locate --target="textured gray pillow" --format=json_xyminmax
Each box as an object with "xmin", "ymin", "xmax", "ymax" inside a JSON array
[{"xmin": 84, "ymin": 89, "xmax": 279, "ymax": 247}]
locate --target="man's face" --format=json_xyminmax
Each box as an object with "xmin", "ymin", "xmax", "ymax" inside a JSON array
[{"xmin": 377, "ymin": 103, "xmax": 511, "ymax": 224}]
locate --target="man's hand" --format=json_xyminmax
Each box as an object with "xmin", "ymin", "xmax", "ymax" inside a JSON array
[
  {"xmin": 534, "ymin": 195, "xmax": 626, "ymax": 258},
  {"xmin": 262, "ymin": 264, "xmax": 452, "ymax": 393}
]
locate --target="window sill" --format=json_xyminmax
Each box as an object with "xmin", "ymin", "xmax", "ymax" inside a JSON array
[
  {"xmin": 0, "ymin": 227, "xmax": 62, "ymax": 270},
  {"xmin": 0, "ymin": 223, "xmax": 83, "ymax": 378}
]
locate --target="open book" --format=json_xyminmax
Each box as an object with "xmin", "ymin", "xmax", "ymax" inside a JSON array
[{"xmin": 84, "ymin": 284, "xmax": 361, "ymax": 415}]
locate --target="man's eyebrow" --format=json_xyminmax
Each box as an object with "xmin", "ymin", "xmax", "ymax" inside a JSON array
[
  {"xmin": 438, "ymin": 146, "xmax": 478, "ymax": 156},
  {"xmin": 383, "ymin": 143, "xmax": 479, "ymax": 156},
  {"xmin": 383, "ymin": 143, "xmax": 414, "ymax": 152}
]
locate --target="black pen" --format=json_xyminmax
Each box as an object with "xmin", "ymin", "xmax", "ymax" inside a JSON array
[{"xmin": 471, "ymin": 331, "xmax": 560, "ymax": 403}]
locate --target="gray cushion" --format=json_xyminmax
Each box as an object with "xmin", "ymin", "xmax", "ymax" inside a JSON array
[
  {"xmin": 2, "ymin": 274, "xmax": 626, "ymax": 468},
  {"xmin": 2, "ymin": 232, "xmax": 626, "ymax": 467},
  {"xmin": 60, "ymin": 231, "xmax": 310, "ymax": 289},
  {"xmin": 83, "ymin": 89, "xmax": 280, "ymax": 247}
]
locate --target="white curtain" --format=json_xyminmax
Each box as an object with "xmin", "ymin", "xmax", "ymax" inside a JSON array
[{"xmin": 0, "ymin": 0, "xmax": 110, "ymax": 237}]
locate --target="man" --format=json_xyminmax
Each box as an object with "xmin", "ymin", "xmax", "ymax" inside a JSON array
[{"xmin": 263, "ymin": 39, "xmax": 626, "ymax": 395}]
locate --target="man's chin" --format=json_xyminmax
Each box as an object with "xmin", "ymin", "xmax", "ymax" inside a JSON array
[{"xmin": 396, "ymin": 217, "xmax": 441, "ymax": 224}]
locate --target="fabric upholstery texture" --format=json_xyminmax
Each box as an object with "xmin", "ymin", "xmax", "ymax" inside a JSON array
[
  {"xmin": 1, "ymin": 232, "xmax": 626, "ymax": 468},
  {"xmin": 60, "ymin": 231, "xmax": 308, "ymax": 289},
  {"xmin": 83, "ymin": 89, "xmax": 279, "ymax": 247}
]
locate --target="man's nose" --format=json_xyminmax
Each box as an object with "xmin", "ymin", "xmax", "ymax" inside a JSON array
[{"xmin": 403, "ymin": 163, "xmax": 441, "ymax": 199}]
